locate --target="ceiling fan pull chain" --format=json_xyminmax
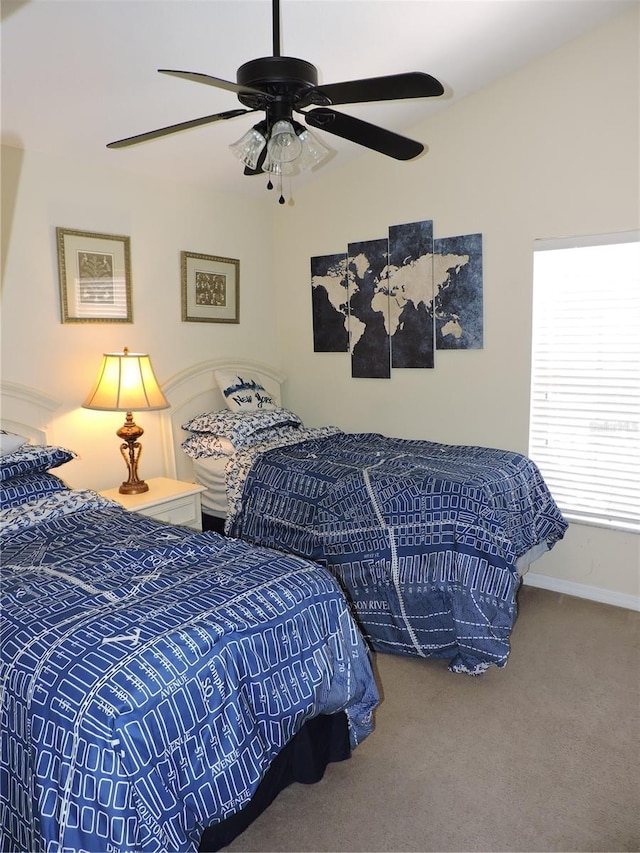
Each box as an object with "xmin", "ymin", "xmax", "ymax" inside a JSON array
[{"xmin": 278, "ymin": 172, "xmax": 285, "ymax": 205}]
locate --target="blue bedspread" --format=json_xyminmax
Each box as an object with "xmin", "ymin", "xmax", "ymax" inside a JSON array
[
  {"xmin": 1, "ymin": 493, "xmax": 378, "ymax": 853},
  {"xmin": 227, "ymin": 432, "xmax": 568, "ymax": 674}
]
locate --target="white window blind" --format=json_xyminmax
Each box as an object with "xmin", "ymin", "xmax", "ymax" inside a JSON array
[{"xmin": 529, "ymin": 232, "xmax": 640, "ymax": 532}]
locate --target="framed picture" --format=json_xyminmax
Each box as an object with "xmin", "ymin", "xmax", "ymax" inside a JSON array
[
  {"xmin": 56, "ymin": 228, "xmax": 132, "ymax": 323},
  {"xmin": 181, "ymin": 251, "xmax": 239, "ymax": 324}
]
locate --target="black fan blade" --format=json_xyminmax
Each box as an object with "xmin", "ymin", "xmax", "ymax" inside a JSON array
[
  {"xmin": 158, "ymin": 69, "xmax": 268, "ymax": 98},
  {"xmin": 305, "ymin": 108, "xmax": 423, "ymax": 160},
  {"xmin": 311, "ymin": 72, "xmax": 444, "ymax": 106},
  {"xmin": 107, "ymin": 109, "xmax": 251, "ymax": 148}
]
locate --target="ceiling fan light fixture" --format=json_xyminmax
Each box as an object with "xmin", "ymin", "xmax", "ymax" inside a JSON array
[
  {"xmin": 229, "ymin": 126, "xmax": 266, "ymax": 170},
  {"xmin": 297, "ymin": 129, "xmax": 330, "ymax": 171},
  {"xmin": 266, "ymin": 119, "xmax": 303, "ymax": 164}
]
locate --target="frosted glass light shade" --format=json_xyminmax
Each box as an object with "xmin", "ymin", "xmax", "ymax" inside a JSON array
[
  {"xmin": 297, "ymin": 129, "xmax": 330, "ymax": 170},
  {"xmin": 229, "ymin": 127, "xmax": 267, "ymax": 170},
  {"xmin": 263, "ymin": 155, "xmax": 301, "ymax": 177},
  {"xmin": 267, "ymin": 119, "xmax": 303, "ymax": 163},
  {"xmin": 83, "ymin": 349, "xmax": 168, "ymax": 412}
]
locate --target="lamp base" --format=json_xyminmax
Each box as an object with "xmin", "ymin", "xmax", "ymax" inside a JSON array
[
  {"xmin": 119, "ymin": 480, "xmax": 149, "ymax": 496},
  {"xmin": 117, "ymin": 413, "xmax": 149, "ymax": 495}
]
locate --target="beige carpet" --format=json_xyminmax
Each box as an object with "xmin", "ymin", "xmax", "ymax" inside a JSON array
[{"xmin": 223, "ymin": 586, "xmax": 640, "ymax": 853}]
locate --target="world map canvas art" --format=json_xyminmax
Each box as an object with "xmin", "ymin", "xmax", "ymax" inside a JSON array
[{"xmin": 311, "ymin": 219, "xmax": 483, "ymax": 378}]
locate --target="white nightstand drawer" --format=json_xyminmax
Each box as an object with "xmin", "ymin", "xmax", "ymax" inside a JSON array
[
  {"xmin": 140, "ymin": 496, "xmax": 200, "ymax": 528},
  {"xmin": 99, "ymin": 477, "xmax": 206, "ymax": 531}
]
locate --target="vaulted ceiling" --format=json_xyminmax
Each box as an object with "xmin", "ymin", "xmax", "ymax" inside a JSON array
[{"xmin": 2, "ymin": 0, "xmax": 635, "ymax": 199}]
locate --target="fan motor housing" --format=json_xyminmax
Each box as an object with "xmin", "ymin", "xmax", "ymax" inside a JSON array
[{"xmin": 237, "ymin": 56, "xmax": 318, "ymax": 97}]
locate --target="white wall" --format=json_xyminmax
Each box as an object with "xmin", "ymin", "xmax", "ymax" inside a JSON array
[
  {"xmin": 271, "ymin": 8, "xmax": 640, "ymax": 606},
  {"xmin": 1, "ymin": 8, "xmax": 638, "ymax": 607},
  {"xmin": 1, "ymin": 145, "xmax": 278, "ymax": 490}
]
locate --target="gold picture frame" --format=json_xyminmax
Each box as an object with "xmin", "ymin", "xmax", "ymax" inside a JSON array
[
  {"xmin": 181, "ymin": 251, "xmax": 239, "ymax": 324},
  {"xmin": 56, "ymin": 228, "xmax": 132, "ymax": 323}
]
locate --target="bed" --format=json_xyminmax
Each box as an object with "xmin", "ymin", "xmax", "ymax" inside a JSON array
[
  {"xmin": 162, "ymin": 360, "xmax": 568, "ymax": 677},
  {"xmin": 0, "ymin": 382, "xmax": 379, "ymax": 853}
]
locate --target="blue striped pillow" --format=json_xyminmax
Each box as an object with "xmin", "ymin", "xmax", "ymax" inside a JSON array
[{"xmin": 0, "ymin": 471, "xmax": 69, "ymax": 508}]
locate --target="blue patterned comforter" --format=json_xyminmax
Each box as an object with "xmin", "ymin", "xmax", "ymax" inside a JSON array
[
  {"xmin": 227, "ymin": 432, "xmax": 568, "ymax": 675},
  {"xmin": 1, "ymin": 492, "xmax": 378, "ymax": 853}
]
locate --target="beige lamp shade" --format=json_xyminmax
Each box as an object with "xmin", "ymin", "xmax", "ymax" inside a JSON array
[{"xmin": 83, "ymin": 349, "xmax": 169, "ymax": 412}]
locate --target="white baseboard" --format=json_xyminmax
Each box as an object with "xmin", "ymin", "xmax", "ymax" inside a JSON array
[{"xmin": 523, "ymin": 571, "xmax": 640, "ymax": 612}]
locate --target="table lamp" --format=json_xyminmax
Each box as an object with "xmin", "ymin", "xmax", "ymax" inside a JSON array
[{"xmin": 83, "ymin": 347, "xmax": 169, "ymax": 494}]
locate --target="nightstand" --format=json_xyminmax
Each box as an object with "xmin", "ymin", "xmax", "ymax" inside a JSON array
[{"xmin": 99, "ymin": 477, "xmax": 206, "ymax": 531}]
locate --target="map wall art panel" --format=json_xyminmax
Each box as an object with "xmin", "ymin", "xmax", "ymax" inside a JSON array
[
  {"xmin": 310, "ymin": 252, "xmax": 349, "ymax": 352},
  {"xmin": 388, "ymin": 220, "xmax": 434, "ymax": 369},
  {"xmin": 311, "ymin": 220, "xmax": 483, "ymax": 378},
  {"xmin": 434, "ymin": 233, "xmax": 484, "ymax": 350},
  {"xmin": 348, "ymin": 238, "xmax": 391, "ymax": 378}
]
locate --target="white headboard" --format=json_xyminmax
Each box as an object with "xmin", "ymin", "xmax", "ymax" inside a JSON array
[
  {"xmin": 160, "ymin": 359, "xmax": 285, "ymax": 482},
  {"xmin": 0, "ymin": 381, "xmax": 62, "ymax": 445}
]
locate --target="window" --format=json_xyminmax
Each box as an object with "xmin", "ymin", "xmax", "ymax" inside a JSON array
[{"xmin": 529, "ymin": 232, "xmax": 640, "ymax": 532}]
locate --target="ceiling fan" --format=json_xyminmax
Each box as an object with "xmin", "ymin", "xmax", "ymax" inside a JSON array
[{"xmin": 107, "ymin": 0, "xmax": 444, "ymax": 201}]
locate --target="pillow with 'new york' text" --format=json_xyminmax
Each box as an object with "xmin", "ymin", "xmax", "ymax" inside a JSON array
[{"xmin": 214, "ymin": 369, "xmax": 277, "ymax": 412}]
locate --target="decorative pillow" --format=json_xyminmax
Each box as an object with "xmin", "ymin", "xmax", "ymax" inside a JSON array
[
  {"xmin": 0, "ymin": 430, "xmax": 28, "ymax": 456},
  {"xmin": 0, "ymin": 444, "xmax": 76, "ymax": 482},
  {"xmin": 182, "ymin": 408, "xmax": 302, "ymax": 450},
  {"xmin": 182, "ymin": 423, "xmax": 303, "ymax": 458},
  {"xmin": 214, "ymin": 369, "xmax": 277, "ymax": 412},
  {"xmin": 0, "ymin": 471, "xmax": 69, "ymax": 508},
  {"xmin": 181, "ymin": 434, "xmax": 235, "ymax": 460}
]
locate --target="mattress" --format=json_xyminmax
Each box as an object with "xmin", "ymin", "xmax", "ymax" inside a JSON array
[{"xmin": 193, "ymin": 455, "xmax": 228, "ymax": 517}]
